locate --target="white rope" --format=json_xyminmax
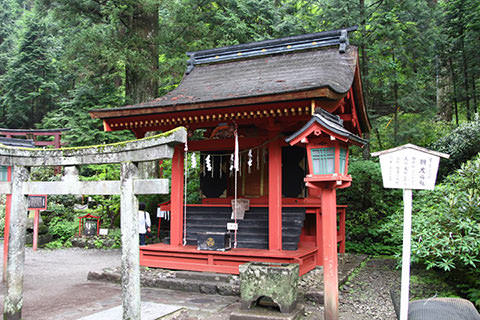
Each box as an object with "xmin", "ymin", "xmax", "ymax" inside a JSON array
[
  {"xmin": 183, "ymin": 139, "xmax": 188, "ymax": 246},
  {"xmin": 234, "ymin": 126, "xmax": 239, "ymax": 248}
]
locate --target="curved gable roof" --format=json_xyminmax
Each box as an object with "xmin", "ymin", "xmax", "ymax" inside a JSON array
[{"xmin": 90, "ymin": 27, "xmax": 370, "ymax": 133}]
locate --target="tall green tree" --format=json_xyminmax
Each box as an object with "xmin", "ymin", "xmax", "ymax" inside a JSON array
[
  {"xmin": 0, "ymin": 0, "xmax": 22, "ymax": 126},
  {"xmin": 441, "ymin": 0, "xmax": 480, "ymax": 122},
  {"xmin": 1, "ymin": 5, "xmax": 59, "ymax": 128}
]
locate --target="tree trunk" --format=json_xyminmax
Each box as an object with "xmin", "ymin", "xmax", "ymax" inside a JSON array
[
  {"xmin": 437, "ymin": 64, "xmax": 452, "ymax": 121},
  {"xmin": 125, "ymin": 2, "xmax": 159, "ymax": 105},
  {"xmin": 449, "ymin": 57, "xmax": 459, "ymax": 126},
  {"xmin": 392, "ymin": 51, "xmax": 399, "ymax": 145},
  {"xmin": 374, "ymin": 128, "xmax": 383, "ymax": 150},
  {"xmin": 460, "ymin": 35, "xmax": 471, "ymax": 120},
  {"xmin": 471, "ymin": 73, "xmax": 478, "ymax": 116}
]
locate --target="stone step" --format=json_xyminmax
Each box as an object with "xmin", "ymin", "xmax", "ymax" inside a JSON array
[
  {"xmin": 88, "ymin": 267, "xmax": 240, "ymax": 296},
  {"xmin": 174, "ymin": 270, "xmax": 232, "ymax": 282}
]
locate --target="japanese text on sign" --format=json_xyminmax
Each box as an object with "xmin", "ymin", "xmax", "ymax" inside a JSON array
[{"xmin": 379, "ymin": 149, "xmax": 440, "ymax": 190}]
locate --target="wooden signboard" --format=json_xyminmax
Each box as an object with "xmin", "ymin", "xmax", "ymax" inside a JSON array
[
  {"xmin": 372, "ymin": 144, "xmax": 449, "ymax": 320},
  {"xmin": 28, "ymin": 195, "xmax": 47, "ymax": 210}
]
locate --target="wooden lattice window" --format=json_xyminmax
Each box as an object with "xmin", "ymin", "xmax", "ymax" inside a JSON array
[
  {"xmin": 339, "ymin": 148, "xmax": 347, "ymax": 174},
  {"xmin": 311, "ymin": 147, "xmax": 335, "ymax": 175}
]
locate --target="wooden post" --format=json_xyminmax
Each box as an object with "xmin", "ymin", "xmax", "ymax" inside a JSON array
[
  {"xmin": 32, "ymin": 210, "xmax": 40, "ymax": 251},
  {"xmin": 4, "ymin": 165, "xmax": 29, "ymax": 320},
  {"xmin": 120, "ymin": 162, "xmax": 141, "ymax": 320},
  {"xmin": 170, "ymin": 144, "xmax": 184, "ymax": 247},
  {"xmin": 400, "ymin": 189, "xmax": 413, "ymax": 320},
  {"xmin": 321, "ymin": 186, "xmax": 339, "ymax": 320},
  {"xmin": 3, "ymin": 166, "xmax": 12, "ymax": 282},
  {"xmin": 268, "ymin": 138, "xmax": 282, "ymax": 251}
]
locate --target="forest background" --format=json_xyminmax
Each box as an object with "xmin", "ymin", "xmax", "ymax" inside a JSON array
[{"xmin": 0, "ymin": 0, "xmax": 479, "ymax": 309}]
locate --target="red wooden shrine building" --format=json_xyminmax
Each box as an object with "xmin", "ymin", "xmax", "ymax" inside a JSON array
[{"xmin": 91, "ymin": 27, "xmax": 370, "ymax": 281}]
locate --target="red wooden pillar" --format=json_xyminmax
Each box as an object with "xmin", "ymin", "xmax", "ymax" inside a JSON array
[
  {"xmin": 268, "ymin": 138, "xmax": 282, "ymax": 251},
  {"xmin": 53, "ymin": 134, "xmax": 61, "ymax": 149},
  {"xmin": 338, "ymin": 208, "xmax": 346, "ymax": 253},
  {"xmin": 170, "ymin": 144, "xmax": 184, "ymax": 247},
  {"xmin": 33, "ymin": 210, "xmax": 40, "ymax": 251},
  {"xmin": 3, "ymin": 166, "xmax": 12, "ymax": 282},
  {"xmin": 322, "ymin": 185, "xmax": 339, "ymax": 320},
  {"xmin": 315, "ymin": 208, "xmax": 323, "ymax": 265}
]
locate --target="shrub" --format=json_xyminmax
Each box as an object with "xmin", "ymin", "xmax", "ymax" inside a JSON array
[
  {"xmin": 431, "ymin": 118, "xmax": 480, "ymax": 179},
  {"xmin": 47, "ymin": 216, "xmax": 77, "ymax": 243},
  {"xmin": 337, "ymin": 159, "xmax": 402, "ymax": 254}
]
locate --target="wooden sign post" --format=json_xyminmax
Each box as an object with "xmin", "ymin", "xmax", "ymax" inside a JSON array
[
  {"xmin": 28, "ymin": 195, "xmax": 47, "ymax": 251},
  {"xmin": 372, "ymin": 144, "xmax": 449, "ymax": 320}
]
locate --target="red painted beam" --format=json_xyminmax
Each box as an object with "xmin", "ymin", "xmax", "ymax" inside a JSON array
[
  {"xmin": 170, "ymin": 145, "xmax": 185, "ymax": 246},
  {"xmin": 268, "ymin": 136, "xmax": 282, "ymax": 251}
]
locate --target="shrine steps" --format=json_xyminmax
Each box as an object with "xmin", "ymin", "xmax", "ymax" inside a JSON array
[{"xmin": 184, "ymin": 206, "xmax": 305, "ymax": 251}]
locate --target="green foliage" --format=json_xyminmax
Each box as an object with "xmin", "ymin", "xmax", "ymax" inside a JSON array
[
  {"xmin": 78, "ymin": 164, "xmax": 121, "ymax": 228},
  {"xmin": 337, "ymin": 159, "xmax": 401, "ymax": 254},
  {"xmin": 431, "ymin": 118, "xmax": 480, "ymax": 179},
  {"xmin": 370, "ymin": 113, "xmax": 453, "ymax": 151},
  {"xmin": 45, "ymin": 239, "xmax": 64, "ymax": 249},
  {"xmin": 47, "ymin": 216, "xmax": 77, "ymax": 243}
]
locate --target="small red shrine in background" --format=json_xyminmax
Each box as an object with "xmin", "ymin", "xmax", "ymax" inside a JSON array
[
  {"xmin": 91, "ymin": 27, "xmax": 370, "ymax": 318},
  {"xmin": 0, "ymin": 128, "xmax": 69, "ymax": 149}
]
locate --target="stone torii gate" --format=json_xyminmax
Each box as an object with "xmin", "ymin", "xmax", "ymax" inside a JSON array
[{"xmin": 0, "ymin": 128, "xmax": 186, "ymax": 320}]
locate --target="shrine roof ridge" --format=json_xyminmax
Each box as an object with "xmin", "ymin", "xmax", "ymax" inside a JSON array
[{"xmin": 186, "ymin": 26, "xmax": 357, "ymax": 74}]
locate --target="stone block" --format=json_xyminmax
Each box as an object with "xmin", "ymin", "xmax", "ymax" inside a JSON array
[{"xmin": 239, "ymin": 262, "xmax": 299, "ymax": 314}]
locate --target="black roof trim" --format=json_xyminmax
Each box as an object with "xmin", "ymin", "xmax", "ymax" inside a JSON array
[
  {"xmin": 0, "ymin": 128, "xmax": 70, "ymax": 133},
  {"xmin": 186, "ymin": 26, "xmax": 357, "ymax": 74},
  {"xmin": 285, "ymin": 108, "xmax": 368, "ymax": 146},
  {"xmin": 0, "ymin": 137, "xmax": 35, "ymax": 148}
]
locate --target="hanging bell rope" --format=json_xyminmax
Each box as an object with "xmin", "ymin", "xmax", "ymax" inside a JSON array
[{"xmin": 183, "ymin": 138, "xmax": 188, "ymax": 246}]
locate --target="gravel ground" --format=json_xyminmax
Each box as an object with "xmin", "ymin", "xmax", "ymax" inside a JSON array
[
  {"xmin": 300, "ymin": 257, "xmax": 398, "ymax": 319},
  {"xmin": 0, "ymin": 242, "xmax": 122, "ymax": 320},
  {"xmin": 337, "ymin": 257, "xmax": 399, "ymax": 320}
]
